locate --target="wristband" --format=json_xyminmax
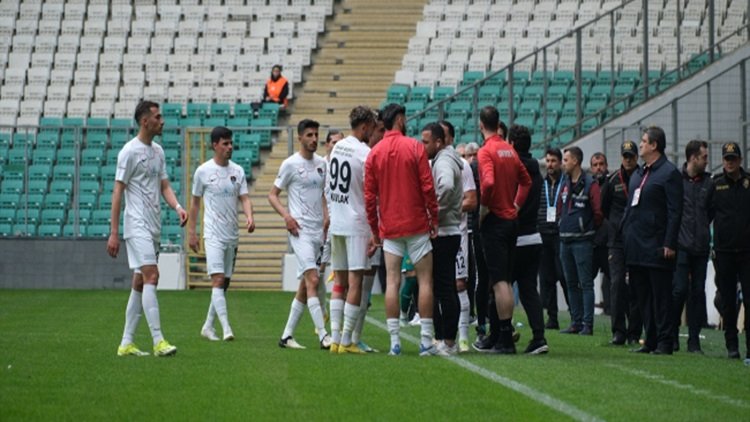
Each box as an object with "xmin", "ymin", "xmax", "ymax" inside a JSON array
[{"xmin": 175, "ymin": 204, "xmax": 183, "ymax": 210}]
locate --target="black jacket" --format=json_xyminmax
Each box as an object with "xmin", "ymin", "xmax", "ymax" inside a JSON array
[
  {"xmin": 592, "ymin": 172, "xmax": 609, "ymax": 247},
  {"xmin": 536, "ymin": 172, "xmax": 563, "ymax": 235},
  {"xmin": 517, "ymin": 152, "xmax": 542, "ymax": 236},
  {"xmin": 622, "ymin": 154, "xmax": 683, "ymax": 270},
  {"xmin": 677, "ymin": 163, "xmax": 714, "ymax": 255},
  {"xmin": 602, "ymin": 165, "xmax": 638, "ymax": 249},
  {"xmin": 711, "ymin": 168, "xmax": 750, "ymax": 252},
  {"xmin": 469, "ymin": 160, "xmax": 480, "ymax": 233}
]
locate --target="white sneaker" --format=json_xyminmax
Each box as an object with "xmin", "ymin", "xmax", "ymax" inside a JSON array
[
  {"xmin": 419, "ymin": 343, "xmax": 438, "ymax": 356},
  {"xmin": 320, "ymin": 334, "xmax": 332, "ymax": 350},
  {"xmin": 201, "ymin": 328, "xmax": 220, "ymax": 341},
  {"xmin": 279, "ymin": 336, "xmax": 306, "ymax": 349},
  {"xmin": 437, "ymin": 342, "xmax": 458, "ymax": 356},
  {"xmin": 223, "ymin": 329, "xmax": 235, "ymax": 341},
  {"xmin": 409, "ymin": 313, "xmax": 421, "ymax": 326}
]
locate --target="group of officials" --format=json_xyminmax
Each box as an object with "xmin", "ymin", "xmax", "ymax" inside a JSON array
[{"xmin": 109, "ymin": 100, "xmax": 750, "ymax": 363}]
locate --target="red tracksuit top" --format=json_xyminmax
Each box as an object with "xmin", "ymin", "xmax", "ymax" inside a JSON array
[
  {"xmin": 364, "ymin": 130, "xmax": 438, "ymax": 239},
  {"xmin": 477, "ymin": 134, "xmax": 532, "ymax": 220}
]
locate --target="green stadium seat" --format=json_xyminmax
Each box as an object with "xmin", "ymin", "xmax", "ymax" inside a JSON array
[
  {"xmin": 405, "ymin": 100, "xmax": 426, "ymax": 117},
  {"xmin": 68, "ymin": 209, "xmax": 92, "ymax": 225},
  {"xmin": 162, "ymin": 103, "xmax": 183, "ymax": 119},
  {"xmin": 33, "ymin": 149, "xmax": 56, "ymax": 166},
  {"xmin": 36, "ymin": 132, "xmax": 59, "ymax": 150},
  {"xmin": 12, "ymin": 132, "xmax": 34, "ymax": 149},
  {"xmin": 233, "ymin": 103, "xmax": 253, "ymax": 119},
  {"xmin": 478, "ymin": 85, "xmax": 500, "ymax": 103},
  {"xmin": 409, "ymin": 86, "xmax": 432, "ymax": 102},
  {"xmin": 53, "ymin": 165, "xmax": 75, "ymax": 181},
  {"xmin": 97, "ymin": 195, "xmax": 113, "ymax": 210},
  {"xmin": 78, "ymin": 193, "xmax": 98, "ymax": 211},
  {"xmin": 0, "ymin": 133, "xmax": 10, "ymax": 148},
  {"xmin": 87, "ymin": 117, "xmax": 109, "ymax": 134},
  {"xmin": 105, "ymin": 149, "xmax": 120, "ymax": 165},
  {"xmin": 63, "ymin": 224, "xmax": 87, "ymax": 237},
  {"xmin": 87, "ymin": 224, "xmax": 110, "ymax": 238},
  {"xmin": 386, "ymin": 84, "xmax": 410, "ymax": 104},
  {"xmin": 27, "ymin": 180, "xmax": 48, "ymax": 195},
  {"xmin": 462, "ymin": 71, "xmax": 485, "ymax": 86},
  {"xmin": 3, "ymin": 164, "xmax": 25, "ymax": 181},
  {"xmin": 45, "ymin": 193, "xmax": 69, "ymax": 209},
  {"xmin": 260, "ymin": 102, "xmax": 280, "ymax": 122},
  {"xmin": 447, "ymin": 101, "xmax": 473, "ymax": 119},
  {"xmin": 86, "ymin": 132, "xmax": 108, "ymax": 149},
  {"xmin": 580, "ymin": 70, "xmax": 598, "ymax": 85},
  {"xmin": 433, "ymin": 87, "xmax": 455, "ymax": 101},
  {"xmin": 110, "ymin": 132, "xmax": 130, "ymax": 149},
  {"xmin": 180, "ymin": 117, "xmax": 202, "ymax": 128},
  {"xmin": 548, "ymin": 86, "xmax": 569, "ymax": 101},
  {"xmin": 79, "ymin": 180, "xmax": 100, "ymax": 195},
  {"xmin": 0, "ymin": 193, "xmax": 20, "ymax": 208},
  {"xmin": 28, "ymin": 164, "xmax": 52, "ymax": 181},
  {"xmin": 56, "ymin": 149, "xmax": 77, "ymax": 166},
  {"xmin": 484, "ymin": 71, "xmax": 507, "ymax": 87},
  {"xmin": 79, "ymin": 165, "xmax": 101, "ymax": 182},
  {"xmin": 8, "ymin": 149, "xmax": 30, "ymax": 165},
  {"xmin": 15, "ymin": 208, "xmax": 41, "ymax": 225},
  {"xmin": 101, "ymin": 165, "xmax": 117, "ymax": 183},
  {"xmin": 1, "ymin": 179, "xmax": 24, "ymax": 194},
  {"xmin": 160, "ymin": 133, "xmax": 182, "ymax": 150},
  {"xmin": 0, "ymin": 207, "xmax": 15, "ymax": 224},
  {"xmin": 227, "ymin": 117, "xmax": 250, "ymax": 129},
  {"xmin": 250, "ymin": 119, "xmax": 273, "ymax": 148},
  {"xmin": 553, "ymin": 70, "xmax": 574, "ymax": 86},
  {"xmin": 50, "ymin": 179, "xmax": 73, "ymax": 195},
  {"xmin": 91, "ymin": 209, "xmax": 111, "ymax": 225},
  {"xmin": 82, "ymin": 148, "xmax": 105, "ymax": 166},
  {"xmin": 162, "ymin": 225, "xmax": 183, "ymax": 244},
  {"xmin": 204, "ymin": 117, "xmax": 227, "ymax": 128},
  {"xmin": 164, "ymin": 149, "xmax": 180, "ymax": 166},
  {"xmin": 39, "ymin": 117, "xmax": 63, "ymax": 132},
  {"xmin": 12, "ymin": 222, "xmax": 37, "ymax": 236},
  {"xmin": 41, "ymin": 209, "xmax": 66, "ymax": 225},
  {"xmin": 617, "ymin": 70, "xmax": 641, "ymax": 85},
  {"xmin": 0, "ymin": 223, "xmax": 12, "ymax": 237},
  {"xmin": 0, "ymin": 146, "xmax": 7, "ymax": 165},
  {"xmin": 211, "ymin": 103, "xmax": 232, "ymax": 118},
  {"xmin": 169, "ymin": 165, "xmax": 183, "ymax": 181},
  {"xmin": 186, "ymin": 103, "xmax": 209, "ymax": 119}
]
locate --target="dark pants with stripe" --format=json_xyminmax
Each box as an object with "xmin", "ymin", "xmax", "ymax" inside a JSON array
[{"xmin": 432, "ymin": 235, "xmax": 461, "ymax": 341}]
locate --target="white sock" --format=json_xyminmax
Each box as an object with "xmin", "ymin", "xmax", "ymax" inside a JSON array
[
  {"xmin": 120, "ymin": 289, "xmax": 142, "ymax": 347},
  {"xmin": 387, "ymin": 318, "xmax": 400, "ymax": 350},
  {"xmin": 203, "ymin": 302, "xmax": 215, "ymax": 331},
  {"xmin": 317, "ymin": 274, "xmax": 327, "ymax": 318},
  {"xmin": 458, "ymin": 290, "xmax": 470, "ymax": 342},
  {"xmin": 141, "ymin": 284, "xmax": 164, "ymax": 345},
  {"xmin": 307, "ymin": 297, "xmax": 328, "ymax": 341},
  {"xmin": 329, "ymin": 298, "xmax": 344, "ymax": 344},
  {"xmin": 211, "ymin": 287, "xmax": 231, "ymax": 334},
  {"xmin": 341, "ymin": 303, "xmax": 360, "ymax": 346},
  {"xmin": 352, "ymin": 275, "xmax": 374, "ymax": 344},
  {"xmin": 420, "ymin": 318, "xmax": 434, "ymax": 349},
  {"xmin": 281, "ymin": 298, "xmax": 305, "ymax": 339}
]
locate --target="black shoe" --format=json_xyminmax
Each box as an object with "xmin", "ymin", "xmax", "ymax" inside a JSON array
[
  {"xmin": 560, "ymin": 324, "xmax": 581, "ymax": 334},
  {"xmin": 579, "ymin": 325, "xmax": 593, "ymax": 336},
  {"xmin": 490, "ymin": 342, "xmax": 517, "ymax": 355},
  {"xmin": 651, "ymin": 347, "xmax": 673, "ymax": 355},
  {"xmin": 524, "ymin": 339, "xmax": 549, "ymax": 355},
  {"xmin": 672, "ymin": 340, "xmax": 680, "ymax": 352},
  {"xmin": 610, "ymin": 332, "xmax": 626, "ymax": 345},
  {"xmin": 631, "ymin": 346, "xmax": 651, "ymax": 353},
  {"xmin": 728, "ymin": 349, "xmax": 741, "ymax": 359},
  {"xmin": 687, "ymin": 338, "xmax": 702, "ymax": 354},
  {"xmin": 627, "ymin": 336, "xmax": 640, "ymax": 345},
  {"xmin": 545, "ymin": 319, "xmax": 560, "ymax": 330},
  {"xmin": 472, "ymin": 335, "xmax": 497, "ymax": 353}
]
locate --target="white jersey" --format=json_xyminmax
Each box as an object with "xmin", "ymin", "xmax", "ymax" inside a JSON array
[
  {"xmin": 460, "ymin": 157, "xmax": 476, "ymax": 232},
  {"xmin": 192, "ymin": 159, "xmax": 248, "ymax": 242},
  {"xmin": 328, "ymin": 135, "xmax": 371, "ymax": 236},
  {"xmin": 274, "ymin": 152, "xmax": 326, "ymax": 234},
  {"xmin": 115, "ymin": 137, "xmax": 168, "ymax": 240}
]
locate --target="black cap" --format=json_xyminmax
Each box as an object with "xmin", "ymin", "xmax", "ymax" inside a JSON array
[
  {"xmin": 621, "ymin": 140, "xmax": 637, "ymax": 157},
  {"xmin": 722, "ymin": 142, "xmax": 741, "ymax": 159}
]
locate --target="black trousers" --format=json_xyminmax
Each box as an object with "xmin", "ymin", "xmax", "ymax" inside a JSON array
[
  {"xmin": 609, "ymin": 247, "xmax": 642, "ymax": 340},
  {"xmin": 671, "ymin": 251, "xmax": 708, "ymax": 344},
  {"xmin": 432, "ymin": 235, "xmax": 461, "ymax": 341},
  {"xmin": 473, "ymin": 230, "xmax": 490, "ymax": 328},
  {"xmin": 593, "ymin": 244, "xmax": 611, "ymax": 314},
  {"xmin": 467, "ymin": 232, "xmax": 476, "ymax": 318},
  {"xmin": 539, "ymin": 233, "xmax": 569, "ymax": 322},
  {"xmin": 630, "ymin": 265, "xmax": 674, "ymax": 351},
  {"xmin": 713, "ymin": 251, "xmax": 750, "ymax": 352},
  {"xmin": 513, "ymin": 243, "xmax": 545, "ymax": 341}
]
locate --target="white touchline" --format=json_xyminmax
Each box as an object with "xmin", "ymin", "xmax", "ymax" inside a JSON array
[
  {"xmin": 366, "ymin": 316, "xmax": 603, "ymax": 422},
  {"xmin": 605, "ymin": 363, "xmax": 750, "ymax": 409}
]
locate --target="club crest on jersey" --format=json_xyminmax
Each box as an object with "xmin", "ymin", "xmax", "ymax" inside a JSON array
[
  {"xmin": 230, "ymin": 175, "xmax": 236, "ymax": 183},
  {"xmin": 317, "ymin": 167, "xmax": 324, "ymax": 176}
]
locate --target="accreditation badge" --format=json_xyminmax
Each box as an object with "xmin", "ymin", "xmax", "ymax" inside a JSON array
[
  {"xmin": 631, "ymin": 188, "xmax": 641, "ymax": 206},
  {"xmin": 546, "ymin": 206, "xmax": 556, "ymax": 223}
]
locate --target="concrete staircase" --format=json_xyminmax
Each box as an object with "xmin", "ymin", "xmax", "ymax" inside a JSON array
[{"xmin": 188, "ymin": 0, "xmax": 427, "ymax": 290}]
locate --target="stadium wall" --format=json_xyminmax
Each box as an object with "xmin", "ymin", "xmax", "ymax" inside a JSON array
[{"xmin": 0, "ymin": 239, "xmax": 185, "ymax": 289}]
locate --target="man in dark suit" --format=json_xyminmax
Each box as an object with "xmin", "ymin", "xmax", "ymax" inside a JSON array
[{"xmin": 622, "ymin": 126, "xmax": 683, "ymax": 355}]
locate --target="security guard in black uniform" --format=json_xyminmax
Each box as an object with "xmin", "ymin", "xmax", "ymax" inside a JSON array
[
  {"xmin": 602, "ymin": 141, "xmax": 642, "ymax": 345},
  {"xmin": 711, "ymin": 142, "xmax": 750, "ymax": 362}
]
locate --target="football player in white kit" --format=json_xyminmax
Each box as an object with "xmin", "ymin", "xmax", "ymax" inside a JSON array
[
  {"xmin": 269, "ymin": 119, "xmax": 332, "ymax": 349},
  {"xmin": 440, "ymin": 121, "xmax": 477, "ymax": 352},
  {"xmin": 327, "ymin": 106, "xmax": 378, "ymax": 354},
  {"xmin": 188, "ymin": 127, "xmax": 255, "ymax": 342},
  {"xmin": 108, "ymin": 101, "xmax": 187, "ymax": 357}
]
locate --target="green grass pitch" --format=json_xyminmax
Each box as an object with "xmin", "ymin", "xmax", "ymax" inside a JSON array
[{"xmin": 1, "ymin": 289, "xmax": 749, "ymax": 421}]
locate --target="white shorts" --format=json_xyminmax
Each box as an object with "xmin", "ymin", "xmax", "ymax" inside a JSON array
[
  {"xmin": 205, "ymin": 238, "xmax": 238, "ymax": 278},
  {"xmin": 383, "ymin": 233, "xmax": 432, "ymax": 264},
  {"xmin": 455, "ymin": 230, "xmax": 469, "ymax": 280},
  {"xmin": 126, "ymin": 237, "xmax": 160, "ymax": 271},
  {"xmin": 331, "ymin": 234, "xmax": 370, "ymax": 271},
  {"xmin": 320, "ymin": 235, "xmax": 331, "ymax": 265},
  {"xmin": 289, "ymin": 231, "xmax": 323, "ymax": 279}
]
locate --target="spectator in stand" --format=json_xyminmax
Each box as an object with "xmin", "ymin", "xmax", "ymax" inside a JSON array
[{"xmin": 262, "ymin": 65, "xmax": 289, "ymax": 111}]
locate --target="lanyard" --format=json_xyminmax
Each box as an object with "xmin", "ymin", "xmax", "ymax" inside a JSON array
[
  {"xmin": 637, "ymin": 167, "xmax": 651, "ymax": 191},
  {"xmin": 545, "ymin": 177, "xmax": 563, "ymax": 207},
  {"xmin": 618, "ymin": 170, "xmax": 629, "ymax": 199}
]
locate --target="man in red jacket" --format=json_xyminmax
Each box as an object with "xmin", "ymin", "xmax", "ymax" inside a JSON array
[
  {"xmin": 476, "ymin": 106, "xmax": 532, "ymax": 354},
  {"xmin": 364, "ymin": 103, "xmax": 440, "ymax": 356}
]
